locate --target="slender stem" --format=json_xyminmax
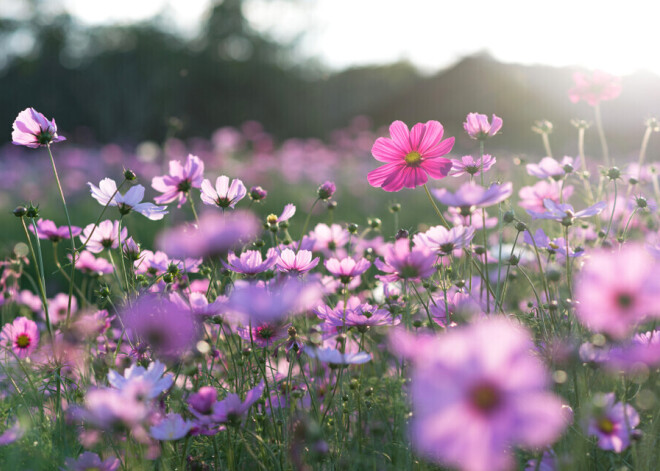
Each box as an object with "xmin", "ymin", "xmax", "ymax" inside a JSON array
[
  {"xmin": 542, "ymin": 132, "xmax": 553, "ymax": 158},
  {"xmin": 637, "ymin": 125, "xmax": 654, "ymax": 180},
  {"xmin": 20, "ymin": 219, "xmax": 52, "ymax": 337},
  {"xmin": 564, "ymin": 225, "xmax": 573, "ymax": 300},
  {"xmin": 481, "ymin": 208, "xmax": 491, "ymax": 313},
  {"xmin": 603, "ymin": 179, "xmax": 617, "ymax": 242},
  {"xmin": 188, "ymin": 193, "xmax": 199, "ymax": 222},
  {"xmin": 296, "ymin": 198, "xmax": 319, "ymax": 253},
  {"xmin": 422, "ymin": 184, "xmax": 449, "ymax": 228},
  {"xmin": 593, "ymin": 103, "xmax": 610, "ymax": 167}
]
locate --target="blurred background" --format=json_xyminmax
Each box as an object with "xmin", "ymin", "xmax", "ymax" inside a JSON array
[{"xmin": 2, "ymin": 0, "xmax": 660, "ymax": 252}]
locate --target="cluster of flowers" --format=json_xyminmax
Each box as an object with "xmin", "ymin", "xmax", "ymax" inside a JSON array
[{"xmin": 0, "ymin": 70, "xmax": 658, "ymax": 470}]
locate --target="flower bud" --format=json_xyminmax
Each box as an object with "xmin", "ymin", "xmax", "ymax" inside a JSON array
[
  {"xmin": 12, "ymin": 206, "xmax": 27, "ymax": 218},
  {"xmin": 249, "ymin": 186, "xmax": 268, "ymax": 202},
  {"xmin": 368, "ymin": 218, "xmax": 381, "ymax": 230},
  {"xmin": 26, "ymin": 203, "xmax": 39, "ymax": 219},
  {"xmin": 503, "ymin": 210, "xmax": 515, "ymax": 223},
  {"xmin": 606, "ymin": 167, "xmax": 621, "ymax": 181},
  {"xmin": 348, "ymin": 223, "xmax": 359, "ymax": 234},
  {"xmin": 123, "ymin": 169, "xmax": 137, "ymax": 181},
  {"xmin": 317, "ymin": 181, "xmax": 336, "ymax": 201},
  {"xmin": 515, "ymin": 221, "xmax": 527, "ymax": 232},
  {"xmin": 395, "ymin": 229, "xmax": 409, "ymax": 240},
  {"xmin": 389, "ymin": 203, "xmax": 401, "ymax": 213}
]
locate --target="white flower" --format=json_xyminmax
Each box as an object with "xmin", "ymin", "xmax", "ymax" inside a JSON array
[
  {"xmin": 89, "ymin": 178, "xmax": 168, "ymax": 220},
  {"xmin": 150, "ymin": 413, "xmax": 193, "ymax": 441},
  {"xmin": 107, "ymin": 360, "xmax": 173, "ymax": 399}
]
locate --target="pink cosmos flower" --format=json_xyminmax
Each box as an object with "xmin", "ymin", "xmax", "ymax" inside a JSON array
[
  {"xmin": 367, "ymin": 120, "xmax": 454, "ymax": 192},
  {"xmin": 526, "ymin": 199, "xmax": 606, "ymax": 223},
  {"xmin": 12, "ymin": 107, "xmax": 66, "ymax": 148},
  {"xmin": 79, "ymin": 220, "xmax": 128, "ymax": 254},
  {"xmin": 413, "ymin": 225, "xmax": 476, "ymax": 256},
  {"xmin": 587, "ymin": 393, "xmax": 639, "ymax": 453},
  {"xmin": 29, "ymin": 218, "xmax": 82, "ymax": 242},
  {"xmin": 526, "ymin": 156, "xmax": 576, "ymax": 180},
  {"xmin": 518, "ymin": 180, "xmax": 573, "ymax": 213},
  {"xmin": 223, "ymin": 250, "xmax": 277, "ymax": 275},
  {"xmin": 267, "ymin": 203, "xmax": 296, "ymax": 226},
  {"xmin": 63, "ymin": 452, "xmax": 120, "ymax": 471},
  {"xmin": 200, "ymin": 175, "xmax": 247, "ymax": 209},
  {"xmin": 433, "ymin": 182, "xmax": 513, "ymax": 212},
  {"xmin": 151, "ymin": 154, "xmax": 205, "ymax": 207},
  {"xmin": 569, "ymin": 71, "xmax": 622, "ymax": 106},
  {"xmin": 575, "ymin": 245, "xmax": 660, "ymax": 339},
  {"xmin": 46, "ymin": 292, "xmax": 79, "ymax": 325},
  {"xmin": 150, "ymin": 413, "xmax": 193, "ymax": 441},
  {"xmin": 314, "ymin": 297, "xmax": 398, "ymax": 329},
  {"xmin": 375, "ymin": 239, "xmax": 435, "ymax": 283},
  {"xmin": 107, "ymin": 360, "xmax": 173, "ymax": 399},
  {"xmin": 237, "ymin": 321, "xmax": 290, "ymax": 348},
  {"xmin": 312, "ymin": 223, "xmax": 349, "ymax": 256},
  {"xmin": 0, "ymin": 317, "xmax": 39, "ymax": 359},
  {"xmin": 305, "ymin": 347, "xmax": 371, "ymax": 365},
  {"xmin": 394, "ymin": 318, "xmax": 568, "ymax": 471},
  {"xmin": 324, "ymin": 257, "xmax": 371, "ymax": 283},
  {"xmin": 70, "ymin": 250, "xmax": 113, "ymax": 276},
  {"xmin": 89, "ymin": 178, "xmax": 168, "ymax": 220},
  {"xmin": 463, "ymin": 113, "xmax": 503, "ymax": 140},
  {"xmin": 212, "ymin": 382, "xmax": 264, "ymax": 424},
  {"xmin": 275, "ymin": 248, "xmax": 319, "ymax": 274},
  {"xmin": 449, "ymin": 154, "xmax": 496, "ymax": 177}
]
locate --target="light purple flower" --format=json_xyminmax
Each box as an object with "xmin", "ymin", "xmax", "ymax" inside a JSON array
[
  {"xmin": 89, "ymin": 178, "xmax": 168, "ymax": 220},
  {"xmin": 449, "ymin": 155, "xmax": 496, "ymax": 177},
  {"xmin": 200, "ymin": 175, "xmax": 247, "ymax": 209},
  {"xmin": 433, "ymin": 182, "xmax": 513, "ymax": 212},
  {"xmin": 0, "ymin": 421, "xmax": 25, "ymax": 446},
  {"xmin": 324, "ymin": 257, "xmax": 371, "ymax": 283},
  {"xmin": 305, "ymin": 347, "xmax": 371, "ymax": 365},
  {"xmin": 523, "ymin": 228, "xmax": 584, "ymax": 259},
  {"xmin": 150, "ymin": 413, "xmax": 193, "ymax": 441},
  {"xmin": 527, "ymin": 199, "xmax": 606, "ymax": 223},
  {"xmin": 587, "ymin": 393, "xmax": 639, "ymax": 453},
  {"xmin": 317, "ymin": 181, "xmax": 336, "ymax": 200},
  {"xmin": 79, "ymin": 220, "xmax": 127, "ymax": 254},
  {"xmin": 157, "ymin": 210, "xmax": 261, "ymax": 259},
  {"xmin": 223, "ymin": 250, "xmax": 277, "ymax": 275},
  {"xmin": 71, "ymin": 250, "xmax": 114, "ymax": 276},
  {"xmin": 275, "ymin": 248, "xmax": 319, "ymax": 274},
  {"xmin": 108, "ymin": 360, "xmax": 173, "ymax": 399},
  {"xmin": 314, "ymin": 296, "xmax": 398, "ymax": 329},
  {"xmin": 526, "ymin": 156, "xmax": 576, "ymax": 180},
  {"xmin": 12, "ymin": 107, "xmax": 66, "ymax": 148},
  {"xmin": 29, "ymin": 219, "xmax": 82, "ymax": 242},
  {"xmin": 463, "ymin": 113, "xmax": 503, "ymax": 140},
  {"xmin": 63, "ymin": 452, "xmax": 120, "ymax": 471},
  {"xmin": 375, "ymin": 239, "xmax": 435, "ymax": 282},
  {"xmin": 413, "ymin": 225, "xmax": 476, "ymax": 256},
  {"xmin": 395, "ymin": 318, "xmax": 568, "ymax": 471},
  {"xmin": 518, "ymin": 180, "xmax": 573, "ymax": 213},
  {"xmin": 151, "ymin": 154, "xmax": 205, "ymax": 207},
  {"xmin": 312, "ymin": 223, "xmax": 350, "ymax": 256},
  {"xmin": 212, "ymin": 382, "xmax": 264, "ymax": 424}
]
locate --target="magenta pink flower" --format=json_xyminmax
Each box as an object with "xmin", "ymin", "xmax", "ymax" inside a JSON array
[
  {"xmin": 395, "ymin": 318, "xmax": 568, "ymax": 471},
  {"xmin": 569, "ymin": 71, "xmax": 622, "ymax": 106},
  {"xmin": 12, "ymin": 107, "xmax": 66, "ymax": 148},
  {"xmin": 29, "ymin": 219, "xmax": 81, "ymax": 242},
  {"xmin": 237, "ymin": 321, "xmax": 290, "ymax": 348},
  {"xmin": 324, "ymin": 257, "xmax": 371, "ymax": 283},
  {"xmin": 587, "ymin": 393, "xmax": 639, "ymax": 453},
  {"xmin": 71, "ymin": 250, "xmax": 113, "ymax": 276},
  {"xmin": 151, "ymin": 154, "xmax": 205, "ymax": 207},
  {"xmin": 0, "ymin": 317, "xmax": 39, "ymax": 359},
  {"xmin": 212, "ymin": 382, "xmax": 264, "ymax": 424},
  {"xmin": 275, "ymin": 248, "xmax": 319, "ymax": 274},
  {"xmin": 463, "ymin": 113, "xmax": 503, "ymax": 140},
  {"xmin": 367, "ymin": 120, "xmax": 454, "ymax": 192},
  {"xmin": 375, "ymin": 239, "xmax": 435, "ymax": 282},
  {"xmin": 223, "ymin": 250, "xmax": 277, "ymax": 275},
  {"xmin": 575, "ymin": 244, "xmax": 660, "ymax": 339}
]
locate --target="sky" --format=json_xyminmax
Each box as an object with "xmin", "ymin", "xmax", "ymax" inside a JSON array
[{"xmin": 9, "ymin": 0, "xmax": 660, "ymax": 75}]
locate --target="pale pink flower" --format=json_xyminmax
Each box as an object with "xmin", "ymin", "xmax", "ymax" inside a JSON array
[
  {"xmin": 569, "ymin": 71, "xmax": 622, "ymax": 106},
  {"xmin": 275, "ymin": 248, "xmax": 319, "ymax": 274},
  {"xmin": 150, "ymin": 413, "xmax": 193, "ymax": 441},
  {"xmin": 151, "ymin": 154, "xmax": 204, "ymax": 207},
  {"xmin": 200, "ymin": 175, "xmax": 247, "ymax": 209},
  {"xmin": 12, "ymin": 107, "xmax": 66, "ymax": 148},
  {"xmin": 79, "ymin": 220, "xmax": 127, "ymax": 254},
  {"xmin": 463, "ymin": 113, "xmax": 503, "ymax": 140},
  {"xmin": 89, "ymin": 178, "xmax": 168, "ymax": 220}
]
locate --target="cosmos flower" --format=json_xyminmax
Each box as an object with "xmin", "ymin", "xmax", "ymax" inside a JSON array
[
  {"xmin": 433, "ymin": 182, "xmax": 513, "ymax": 213},
  {"xmin": 12, "ymin": 107, "xmax": 66, "ymax": 148},
  {"xmin": 29, "ymin": 219, "xmax": 82, "ymax": 242},
  {"xmin": 212, "ymin": 382, "xmax": 264, "ymax": 424},
  {"xmin": 62, "ymin": 452, "xmax": 120, "ymax": 471},
  {"xmin": 274, "ymin": 248, "xmax": 319, "ymax": 274},
  {"xmin": 79, "ymin": 220, "xmax": 128, "ymax": 254},
  {"xmin": 223, "ymin": 250, "xmax": 277, "ymax": 276},
  {"xmin": 107, "ymin": 360, "xmax": 173, "ymax": 399},
  {"xmin": 449, "ymin": 154, "xmax": 496, "ymax": 177},
  {"xmin": 375, "ymin": 239, "xmax": 435, "ymax": 282},
  {"xmin": 463, "ymin": 113, "xmax": 503, "ymax": 140},
  {"xmin": 151, "ymin": 154, "xmax": 204, "ymax": 207},
  {"xmin": 200, "ymin": 175, "xmax": 247, "ymax": 209},
  {"xmin": 150, "ymin": 413, "xmax": 193, "ymax": 441},
  {"xmin": 324, "ymin": 257, "xmax": 371, "ymax": 283},
  {"xmin": 518, "ymin": 180, "xmax": 573, "ymax": 213},
  {"xmin": 413, "ymin": 225, "xmax": 476, "ymax": 256},
  {"xmin": 317, "ymin": 181, "xmax": 336, "ymax": 200},
  {"xmin": 569, "ymin": 71, "xmax": 622, "ymax": 106},
  {"xmin": 367, "ymin": 120, "xmax": 454, "ymax": 192},
  {"xmin": 0, "ymin": 317, "xmax": 39, "ymax": 360},
  {"xmin": 314, "ymin": 297, "xmax": 398, "ymax": 329},
  {"xmin": 526, "ymin": 156, "xmax": 576, "ymax": 180},
  {"xmin": 394, "ymin": 318, "xmax": 568, "ymax": 471},
  {"xmin": 305, "ymin": 347, "xmax": 371, "ymax": 365},
  {"xmin": 587, "ymin": 393, "xmax": 639, "ymax": 453},
  {"xmin": 526, "ymin": 199, "xmax": 606, "ymax": 223},
  {"xmin": 237, "ymin": 321, "xmax": 291, "ymax": 348},
  {"xmin": 89, "ymin": 178, "xmax": 168, "ymax": 220},
  {"xmin": 70, "ymin": 251, "xmax": 114, "ymax": 276}
]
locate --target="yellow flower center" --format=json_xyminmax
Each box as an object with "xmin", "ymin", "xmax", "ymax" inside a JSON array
[
  {"xmin": 597, "ymin": 417, "xmax": 614, "ymax": 434},
  {"xmin": 16, "ymin": 334, "xmax": 30, "ymax": 349},
  {"xmin": 404, "ymin": 151, "xmax": 422, "ymax": 166}
]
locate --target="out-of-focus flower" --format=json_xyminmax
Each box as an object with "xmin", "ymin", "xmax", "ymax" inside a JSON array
[
  {"xmin": 151, "ymin": 154, "xmax": 204, "ymax": 207},
  {"xmin": 518, "ymin": 181, "xmax": 573, "ymax": 213},
  {"xmin": 393, "ymin": 318, "xmax": 568, "ymax": 471},
  {"xmin": 375, "ymin": 239, "xmax": 435, "ymax": 282},
  {"xmin": 150, "ymin": 413, "xmax": 193, "ymax": 441},
  {"xmin": 46, "ymin": 292, "xmax": 78, "ymax": 325},
  {"xmin": 575, "ymin": 245, "xmax": 660, "ymax": 339},
  {"xmin": 79, "ymin": 220, "xmax": 127, "ymax": 254},
  {"xmin": 523, "ymin": 229, "xmax": 584, "ymax": 259},
  {"xmin": 463, "ymin": 113, "xmax": 503, "ymax": 140},
  {"xmin": 367, "ymin": 120, "xmax": 454, "ymax": 192},
  {"xmin": 527, "ymin": 199, "xmax": 606, "ymax": 224},
  {"xmin": 0, "ymin": 317, "xmax": 39, "ymax": 360},
  {"xmin": 314, "ymin": 297, "xmax": 398, "ymax": 329},
  {"xmin": 0, "ymin": 421, "xmax": 25, "ymax": 446},
  {"xmin": 317, "ymin": 181, "xmax": 336, "ymax": 200},
  {"xmin": 107, "ymin": 360, "xmax": 173, "ymax": 399},
  {"xmin": 413, "ymin": 225, "xmax": 476, "ymax": 256},
  {"xmin": 212, "ymin": 382, "xmax": 264, "ymax": 424},
  {"xmin": 70, "ymin": 251, "xmax": 113, "ymax": 276},
  {"xmin": 433, "ymin": 182, "xmax": 513, "ymax": 213},
  {"xmin": 63, "ymin": 452, "xmax": 120, "ymax": 471},
  {"xmin": 526, "ymin": 156, "xmax": 576, "ymax": 180},
  {"xmin": 324, "ymin": 257, "xmax": 371, "ymax": 283},
  {"xmin": 312, "ymin": 223, "xmax": 349, "ymax": 256},
  {"xmin": 305, "ymin": 347, "xmax": 371, "ymax": 365},
  {"xmin": 266, "ymin": 204, "xmax": 296, "ymax": 226},
  {"xmin": 275, "ymin": 248, "xmax": 319, "ymax": 274},
  {"xmin": 249, "ymin": 186, "xmax": 268, "ymax": 202},
  {"xmin": 200, "ymin": 175, "xmax": 247, "ymax": 209},
  {"xmin": 223, "ymin": 250, "xmax": 276, "ymax": 276},
  {"xmin": 29, "ymin": 219, "xmax": 81, "ymax": 242},
  {"xmin": 569, "ymin": 71, "xmax": 622, "ymax": 106},
  {"xmin": 449, "ymin": 154, "xmax": 496, "ymax": 177},
  {"xmin": 587, "ymin": 393, "xmax": 639, "ymax": 453},
  {"xmin": 12, "ymin": 108, "xmax": 66, "ymax": 148},
  {"xmin": 157, "ymin": 210, "xmax": 261, "ymax": 259},
  {"xmin": 89, "ymin": 178, "xmax": 168, "ymax": 220},
  {"xmin": 237, "ymin": 321, "xmax": 290, "ymax": 348}
]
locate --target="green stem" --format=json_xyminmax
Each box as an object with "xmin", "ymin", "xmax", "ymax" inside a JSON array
[
  {"xmin": 594, "ymin": 103, "xmax": 610, "ymax": 167},
  {"xmin": 20, "ymin": 219, "xmax": 52, "ymax": 337},
  {"xmin": 422, "ymin": 184, "xmax": 449, "ymax": 228}
]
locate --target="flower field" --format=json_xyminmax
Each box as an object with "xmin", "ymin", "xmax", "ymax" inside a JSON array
[{"xmin": 2, "ymin": 72, "xmax": 660, "ymax": 470}]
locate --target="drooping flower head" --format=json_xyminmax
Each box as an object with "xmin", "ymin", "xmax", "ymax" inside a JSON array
[
  {"xmin": 151, "ymin": 154, "xmax": 204, "ymax": 207},
  {"xmin": 569, "ymin": 71, "xmax": 622, "ymax": 107},
  {"xmin": 0, "ymin": 317, "xmax": 39, "ymax": 360},
  {"xmin": 527, "ymin": 199, "xmax": 606, "ymax": 224},
  {"xmin": 367, "ymin": 120, "xmax": 454, "ymax": 192},
  {"xmin": 12, "ymin": 108, "xmax": 66, "ymax": 148},
  {"xmin": 200, "ymin": 175, "xmax": 247, "ymax": 209},
  {"xmin": 463, "ymin": 113, "xmax": 503, "ymax": 140},
  {"xmin": 392, "ymin": 318, "xmax": 568, "ymax": 471}
]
